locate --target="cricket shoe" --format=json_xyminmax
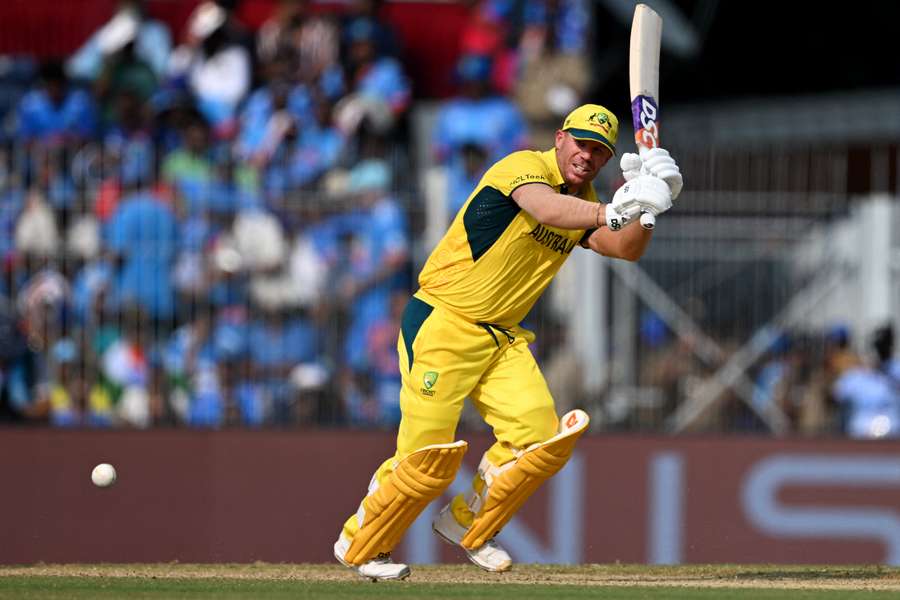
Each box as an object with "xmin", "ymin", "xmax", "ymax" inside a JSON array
[
  {"xmin": 432, "ymin": 504, "xmax": 512, "ymax": 572},
  {"xmin": 333, "ymin": 534, "xmax": 411, "ymax": 581}
]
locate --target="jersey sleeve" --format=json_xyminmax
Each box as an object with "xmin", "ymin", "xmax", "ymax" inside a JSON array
[{"xmin": 488, "ymin": 151, "xmax": 554, "ymax": 196}]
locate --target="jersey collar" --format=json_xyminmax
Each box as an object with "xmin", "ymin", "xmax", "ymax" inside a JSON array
[{"xmin": 540, "ymin": 148, "xmax": 566, "ymax": 190}]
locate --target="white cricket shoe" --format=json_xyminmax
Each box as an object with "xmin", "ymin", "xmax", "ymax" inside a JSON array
[
  {"xmin": 432, "ymin": 504, "xmax": 512, "ymax": 572},
  {"xmin": 333, "ymin": 534, "xmax": 411, "ymax": 581}
]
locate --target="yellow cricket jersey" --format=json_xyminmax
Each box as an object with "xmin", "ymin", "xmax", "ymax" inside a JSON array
[{"xmin": 417, "ymin": 148, "xmax": 597, "ymax": 327}]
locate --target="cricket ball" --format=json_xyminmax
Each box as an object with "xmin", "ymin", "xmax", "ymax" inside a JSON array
[{"xmin": 91, "ymin": 463, "xmax": 117, "ymax": 488}]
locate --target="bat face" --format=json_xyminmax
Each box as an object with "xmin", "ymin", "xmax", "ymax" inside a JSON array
[
  {"xmin": 630, "ymin": 3, "xmax": 663, "ymax": 228},
  {"xmin": 632, "ymin": 94, "xmax": 660, "ymax": 150},
  {"xmin": 630, "ymin": 4, "xmax": 662, "ymax": 152}
]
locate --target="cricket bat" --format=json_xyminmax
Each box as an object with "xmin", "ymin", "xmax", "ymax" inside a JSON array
[{"xmin": 629, "ymin": 3, "xmax": 663, "ymax": 230}]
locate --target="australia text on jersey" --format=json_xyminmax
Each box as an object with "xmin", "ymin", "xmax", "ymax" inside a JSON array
[{"xmin": 529, "ymin": 223, "xmax": 577, "ymax": 255}]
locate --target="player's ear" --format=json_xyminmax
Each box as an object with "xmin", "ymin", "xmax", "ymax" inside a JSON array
[{"xmin": 554, "ymin": 130, "xmax": 566, "ymax": 150}]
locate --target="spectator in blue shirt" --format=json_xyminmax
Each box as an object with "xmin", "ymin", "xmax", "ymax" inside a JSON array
[
  {"xmin": 149, "ymin": 89, "xmax": 210, "ymax": 154},
  {"xmin": 335, "ymin": 159, "xmax": 409, "ymax": 379},
  {"xmin": 103, "ymin": 88, "xmax": 156, "ymax": 196},
  {"xmin": 0, "ymin": 187, "xmax": 25, "ymax": 275},
  {"xmin": 334, "ymin": 18, "xmax": 410, "ymax": 136},
  {"xmin": 347, "ymin": 289, "xmax": 405, "ymax": 426},
  {"xmin": 432, "ymin": 54, "xmax": 528, "ymax": 213},
  {"xmin": 213, "ymin": 307, "xmax": 265, "ymax": 426},
  {"xmin": 833, "ymin": 324, "xmax": 900, "ymax": 439},
  {"xmin": 520, "ymin": 0, "xmax": 589, "ymax": 55},
  {"xmin": 15, "ymin": 61, "xmax": 97, "ymax": 145},
  {"xmin": 26, "ymin": 145, "xmax": 77, "ymax": 212},
  {"xmin": 237, "ymin": 50, "xmax": 316, "ymax": 161},
  {"xmin": 248, "ymin": 304, "xmax": 324, "ymax": 424},
  {"xmin": 286, "ymin": 96, "xmax": 345, "ymax": 189},
  {"xmin": 341, "ymin": 0, "xmax": 400, "ymax": 60},
  {"xmin": 105, "ymin": 189, "xmax": 178, "ymax": 320},
  {"xmin": 245, "ymin": 88, "xmax": 346, "ymax": 199},
  {"xmin": 163, "ymin": 302, "xmax": 262, "ymax": 427}
]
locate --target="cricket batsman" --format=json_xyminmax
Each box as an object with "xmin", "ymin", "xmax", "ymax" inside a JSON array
[{"xmin": 334, "ymin": 104, "xmax": 683, "ymax": 580}]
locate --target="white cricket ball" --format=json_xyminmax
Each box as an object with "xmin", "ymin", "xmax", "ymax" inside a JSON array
[{"xmin": 91, "ymin": 463, "xmax": 117, "ymax": 488}]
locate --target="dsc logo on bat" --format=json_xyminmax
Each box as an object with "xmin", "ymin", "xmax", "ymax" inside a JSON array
[{"xmin": 632, "ymin": 96, "xmax": 659, "ymax": 148}]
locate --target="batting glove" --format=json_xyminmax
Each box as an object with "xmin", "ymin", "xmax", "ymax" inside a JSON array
[
  {"xmin": 605, "ymin": 202, "xmax": 642, "ymax": 231},
  {"xmin": 611, "ymin": 175, "xmax": 672, "ymax": 225},
  {"xmin": 620, "ymin": 152, "xmax": 643, "ymax": 182},
  {"xmin": 639, "ymin": 147, "xmax": 683, "ymax": 200}
]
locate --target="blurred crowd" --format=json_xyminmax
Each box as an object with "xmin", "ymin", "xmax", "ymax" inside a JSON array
[
  {"xmin": 0, "ymin": 0, "xmax": 595, "ymax": 429},
  {"xmin": 633, "ymin": 317, "xmax": 900, "ymax": 439},
  {"xmin": 7, "ymin": 0, "xmax": 891, "ymax": 438}
]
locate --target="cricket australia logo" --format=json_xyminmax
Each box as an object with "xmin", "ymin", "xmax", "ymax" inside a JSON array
[
  {"xmin": 421, "ymin": 371, "xmax": 439, "ymax": 396},
  {"xmin": 588, "ymin": 112, "xmax": 610, "ymax": 131}
]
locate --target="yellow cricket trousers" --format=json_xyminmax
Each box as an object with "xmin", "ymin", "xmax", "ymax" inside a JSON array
[
  {"xmin": 394, "ymin": 292, "xmax": 560, "ymax": 465},
  {"xmin": 340, "ymin": 292, "xmax": 560, "ymax": 543}
]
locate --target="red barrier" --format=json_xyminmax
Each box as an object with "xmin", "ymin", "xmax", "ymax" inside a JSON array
[{"xmin": 2, "ymin": 429, "xmax": 899, "ymax": 565}]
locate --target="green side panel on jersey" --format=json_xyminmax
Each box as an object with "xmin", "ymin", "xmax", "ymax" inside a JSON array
[
  {"xmin": 463, "ymin": 186, "xmax": 521, "ymax": 262},
  {"xmin": 400, "ymin": 296, "xmax": 434, "ymax": 371}
]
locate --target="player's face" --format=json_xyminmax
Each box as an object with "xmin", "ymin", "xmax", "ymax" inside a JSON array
[{"xmin": 555, "ymin": 131, "xmax": 612, "ymax": 189}]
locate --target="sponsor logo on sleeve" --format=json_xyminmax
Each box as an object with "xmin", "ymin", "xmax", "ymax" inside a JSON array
[{"xmin": 509, "ymin": 173, "xmax": 549, "ymax": 188}]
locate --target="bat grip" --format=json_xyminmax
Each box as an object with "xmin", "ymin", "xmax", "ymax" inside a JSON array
[{"xmin": 636, "ymin": 141, "xmax": 657, "ymax": 230}]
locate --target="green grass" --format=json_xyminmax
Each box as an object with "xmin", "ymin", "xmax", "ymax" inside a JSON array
[
  {"xmin": 1, "ymin": 564, "xmax": 898, "ymax": 600},
  {"xmin": 1, "ymin": 578, "xmax": 899, "ymax": 600}
]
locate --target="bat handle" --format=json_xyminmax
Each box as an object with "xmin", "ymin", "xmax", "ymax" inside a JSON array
[{"xmin": 640, "ymin": 210, "xmax": 655, "ymax": 230}]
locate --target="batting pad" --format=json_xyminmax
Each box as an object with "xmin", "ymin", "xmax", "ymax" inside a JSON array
[
  {"xmin": 344, "ymin": 441, "xmax": 468, "ymax": 565},
  {"xmin": 461, "ymin": 409, "xmax": 589, "ymax": 549}
]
